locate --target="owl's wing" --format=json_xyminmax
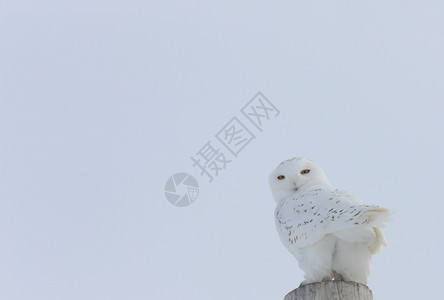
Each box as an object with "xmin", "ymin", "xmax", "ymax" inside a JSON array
[{"xmin": 275, "ymin": 186, "xmax": 391, "ymax": 249}]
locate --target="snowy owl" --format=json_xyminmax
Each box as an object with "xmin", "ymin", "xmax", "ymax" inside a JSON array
[{"xmin": 269, "ymin": 157, "xmax": 391, "ymax": 286}]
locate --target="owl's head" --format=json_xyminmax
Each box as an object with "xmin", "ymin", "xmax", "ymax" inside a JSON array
[{"xmin": 268, "ymin": 157, "xmax": 331, "ymax": 204}]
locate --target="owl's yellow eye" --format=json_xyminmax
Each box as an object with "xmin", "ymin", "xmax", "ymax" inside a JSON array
[
  {"xmin": 277, "ymin": 175, "xmax": 285, "ymax": 180},
  {"xmin": 300, "ymin": 169, "xmax": 310, "ymax": 174}
]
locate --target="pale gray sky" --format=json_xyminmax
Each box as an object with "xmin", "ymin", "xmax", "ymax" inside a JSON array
[{"xmin": 1, "ymin": 1, "xmax": 444, "ymax": 299}]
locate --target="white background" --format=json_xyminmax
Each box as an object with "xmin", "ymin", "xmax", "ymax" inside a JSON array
[{"xmin": 1, "ymin": 1, "xmax": 444, "ymax": 299}]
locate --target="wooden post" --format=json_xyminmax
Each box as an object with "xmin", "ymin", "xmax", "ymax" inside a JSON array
[{"xmin": 284, "ymin": 281, "xmax": 373, "ymax": 300}]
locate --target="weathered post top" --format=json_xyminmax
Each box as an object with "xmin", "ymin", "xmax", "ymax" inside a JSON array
[{"xmin": 284, "ymin": 281, "xmax": 373, "ymax": 300}]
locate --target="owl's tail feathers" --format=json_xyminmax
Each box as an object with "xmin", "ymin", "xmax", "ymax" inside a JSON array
[
  {"xmin": 369, "ymin": 227, "xmax": 387, "ymax": 254},
  {"xmin": 366, "ymin": 207, "xmax": 393, "ymax": 228},
  {"xmin": 366, "ymin": 207, "xmax": 393, "ymax": 255}
]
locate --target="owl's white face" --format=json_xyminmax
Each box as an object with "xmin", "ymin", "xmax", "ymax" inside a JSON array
[{"xmin": 269, "ymin": 157, "xmax": 331, "ymax": 204}]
